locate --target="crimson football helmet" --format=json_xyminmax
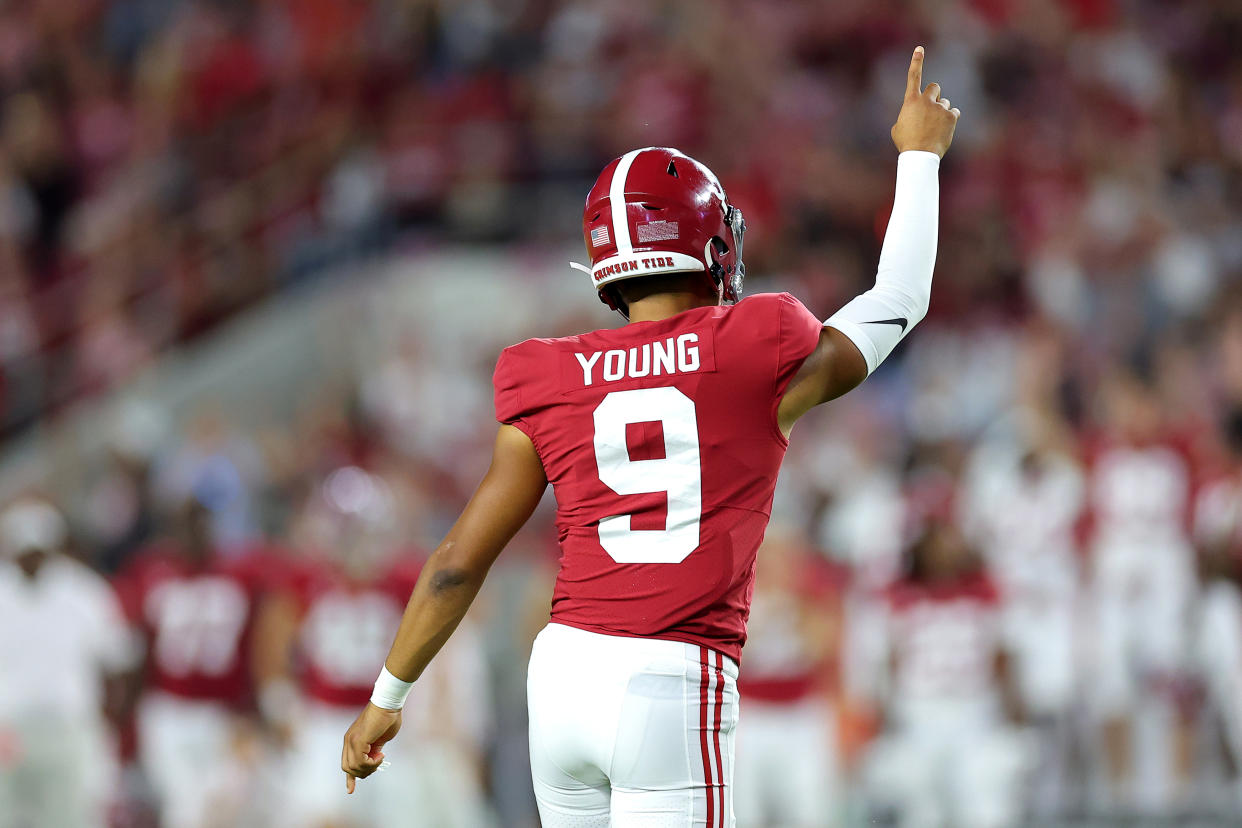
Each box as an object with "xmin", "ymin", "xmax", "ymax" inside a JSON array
[{"xmin": 572, "ymin": 147, "xmax": 746, "ymax": 318}]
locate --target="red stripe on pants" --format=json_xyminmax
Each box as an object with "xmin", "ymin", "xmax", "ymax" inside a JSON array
[
  {"xmin": 699, "ymin": 646, "xmax": 714, "ymax": 828},
  {"xmin": 712, "ymin": 651, "xmax": 726, "ymax": 825}
]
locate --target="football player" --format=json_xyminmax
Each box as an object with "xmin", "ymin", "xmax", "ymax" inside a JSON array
[
  {"xmin": 960, "ymin": 410, "xmax": 1085, "ymax": 814},
  {"xmin": 254, "ymin": 469, "xmax": 492, "ymax": 827},
  {"xmin": 863, "ymin": 517, "xmax": 1031, "ymax": 828},
  {"xmin": 1191, "ymin": 412, "xmax": 1242, "ymax": 806},
  {"xmin": 733, "ymin": 526, "xmax": 846, "ymax": 827},
  {"xmin": 342, "ymin": 46, "xmax": 959, "ymax": 826},
  {"xmin": 113, "ymin": 497, "xmax": 275, "ymax": 828},
  {"xmin": 1085, "ymin": 370, "xmax": 1197, "ymax": 810}
]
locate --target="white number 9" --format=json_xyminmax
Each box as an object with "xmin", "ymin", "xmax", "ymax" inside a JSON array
[{"xmin": 592, "ymin": 387, "xmax": 702, "ymax": 563}]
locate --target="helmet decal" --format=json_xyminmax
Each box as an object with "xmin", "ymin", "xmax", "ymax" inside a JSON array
[
  {"xmin": 636, "ymin": 220, "xmax": 680, "ymax": 243},
  {"xmin": 589, "ymin": 225, "xmax": 610, "ymax": 248}
]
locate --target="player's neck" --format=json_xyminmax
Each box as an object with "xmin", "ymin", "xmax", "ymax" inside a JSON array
[{"xmin": 626, "ymin": 293, "xmax": 717, "ymax": 323}]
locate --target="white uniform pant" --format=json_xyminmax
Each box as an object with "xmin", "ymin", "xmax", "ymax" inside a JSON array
[
  {"xmin": 1003, "ymin": 594, "xmax": 1077, "ymax": 717},
  {"xmin": 1196, "ymin": 582, "xmax": 1242, "ymax": 801},
  {"xmin": 865, "ymin": 698, "xmax": 1031, "ymax": 828},
  {"xmin": 1091, "ymin": 538, "xmax": 1193, "ymax": 716},
  {"xmin": 528, "ymin": 623, "xmax": 739, "ymax": 827},
  {"xmin": 137, "ymin": 692, "xmax": 240, "ymax": 828},
  {"xmin": 0, "ymin": 712, "xmax": 114, "ymax": 828},
  {"xmin": 733, "ymin": 697, "xmax": 839, "ymax": 827}
]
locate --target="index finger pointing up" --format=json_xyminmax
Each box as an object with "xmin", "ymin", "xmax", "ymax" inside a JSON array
[{"xmin": 906, "ymin": 46, "xmax": 925, "ymax": 99}]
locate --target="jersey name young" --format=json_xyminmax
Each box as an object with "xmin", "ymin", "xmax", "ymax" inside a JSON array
[{"xmin": 574, "ymin": 333, "xmax": 701, "ymax": 386}]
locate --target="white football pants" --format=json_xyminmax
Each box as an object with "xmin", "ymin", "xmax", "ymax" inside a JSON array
[
  {"xmin": 527, "ymin": 622, "xmax": 739, "ymax": 827},
  {"xmin": 137, "ymin": 692, "xmax": 238, "ymax": 828},
  {"xmin": 733, "ymin": 697, "xmax": 840, "ymax": 827}
]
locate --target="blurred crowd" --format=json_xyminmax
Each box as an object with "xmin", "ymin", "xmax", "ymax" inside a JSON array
[
  {"xmin": 4, "ymin": 0, "xmax": 1241, "ymax": 436},
  {"xmin": 4, "ymin": 0, "xmax": 1242, "ymax": 826}
]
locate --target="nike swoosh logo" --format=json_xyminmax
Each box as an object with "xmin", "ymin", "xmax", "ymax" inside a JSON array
[{"xmin": 864, "ymin": 317, "xmax": 908, "ymax": 331}]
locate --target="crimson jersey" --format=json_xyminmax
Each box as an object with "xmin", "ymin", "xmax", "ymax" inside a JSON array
[
  {"xmin": 114, "ymin": 545, "xmax": 276, "ymax": 707},
  {"xmin": 286, "ymin": 555, "xmax": 422, "ymax": 707},
  {"xmin": 494, "ymin": 293, "xmax": 823, "ymax": 661}
]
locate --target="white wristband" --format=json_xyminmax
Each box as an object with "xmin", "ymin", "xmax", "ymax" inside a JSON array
[{"xmin": 370, "ymin": 666, "xmax": 413, "ymax": 710}]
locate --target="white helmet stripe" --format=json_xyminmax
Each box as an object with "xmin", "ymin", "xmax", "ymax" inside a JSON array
[{"xmin": 608, "ymin": 148, "xmax": 645, "ymax": 258}]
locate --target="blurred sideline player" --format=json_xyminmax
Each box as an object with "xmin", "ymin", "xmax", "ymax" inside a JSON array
[
  {"xmin": 961, "ymin": 409, "xmax": 1085, "ymax": 813},
  {"xmin": 1084, "ymin": 371, "xmax": 1197, "ymax": 810},
  {"xmin": 342, "ymin": 47, "xmax": 960, "ymax": 826},
  {"xmin": 0, "ymin": 498, "xmax": 136, "ymax": 828},
  {"xmin": 113, "ymin": 497, "xmax": 275, "ymax": 828},
  {"xmin": 733, "ymin": 526, "xmax": 846, "ymax": 827},
  {"xmin": 1191, "ymin": 412, "xmax": 1242, "ymax": 806},
  {"xmin": 864, "ymin": 515, "xmax": 1031, "ymax": 828},
  {"xmin": 253, "ymin": 467, "xmax": 492, "ymax": 828}
]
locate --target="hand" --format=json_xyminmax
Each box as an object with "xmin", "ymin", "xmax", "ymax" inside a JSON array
[
  {"xmin": 890, "ymin": 46, "xmax": 960, "ymax": 158},
  {"xmin": 341, "ymin": 702, "xmax": 403, "ymax": 793}
]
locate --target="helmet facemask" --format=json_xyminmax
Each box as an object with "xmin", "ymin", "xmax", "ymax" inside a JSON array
[{"xmin": 703, "ymin": 205, "xmax": 746, "ymax": 306}]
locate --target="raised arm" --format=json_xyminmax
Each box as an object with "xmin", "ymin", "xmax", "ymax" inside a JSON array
[
  {"xmin": 341, "ymin": 423, "xmax": 547, "ymax": 791},
  {"xmin": 778, "ymin": 46, "xmax": 959, "ymax": 435}
]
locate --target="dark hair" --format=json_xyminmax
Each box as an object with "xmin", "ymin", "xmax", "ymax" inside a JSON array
[
  {"xmin": 607, "ymin": 271, "xmax": 711, "ymax": 316},
  {"xmin": 901, "ymin": 521, "xmax": 981, "ymax": 584}
]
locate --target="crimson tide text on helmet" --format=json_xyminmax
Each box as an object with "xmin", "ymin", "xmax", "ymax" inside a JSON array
[{"xmin": 572, "ymin": 147, "xmax": 746, "ymax": 318}]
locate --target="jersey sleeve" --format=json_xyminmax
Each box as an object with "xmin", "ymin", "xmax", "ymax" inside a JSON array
[
  {"xmin": 774, "ymin": 292, "xmax": 825, "ymax": 394},
  {"xmin": 493, "ymin": 342, "xmax": 541, "ymax": 444}
]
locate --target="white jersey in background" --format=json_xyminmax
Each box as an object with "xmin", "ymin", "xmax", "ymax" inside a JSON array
[
  {"xmin": 1087, "ymin": 441, "xmax": 1194, "ymax": 711},
  {"xmin": 962, "ymin": 440, "xmax": 1084, "ymax": 716},
  {"xmin": 1086, "ymin": 438, "xmax": 1197, "ymax": 812},
  {"xmin": 864, "ymin": 574, "xmax": 1030, "ymax": 828},
  {"xmin": 0, "ymin": 555, "xmax": 136, "ymax": 828},
  {"xmin": 1192, "ymin": 474, "xmax": 1242, "ymax": 801}
]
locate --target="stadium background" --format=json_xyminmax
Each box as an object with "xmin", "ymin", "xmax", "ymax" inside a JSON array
[{"xmin": 2, "ymin": 0, "xmax": 1242, "ymax": 826}]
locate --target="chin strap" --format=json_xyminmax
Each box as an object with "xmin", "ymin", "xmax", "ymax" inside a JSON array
[{"xmin": 574, "ymin": 261, "xmax": 629, "ymax": 318}]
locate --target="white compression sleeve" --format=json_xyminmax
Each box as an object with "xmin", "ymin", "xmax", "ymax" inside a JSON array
[{"xmin": 824, "ymin": 150, "xmax": 940, "ymax": 374}]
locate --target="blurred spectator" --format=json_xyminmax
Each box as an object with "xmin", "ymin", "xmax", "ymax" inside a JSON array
[{"xmin": 78, "ymin": 399, "xmax": 168, "ymax": 573}]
